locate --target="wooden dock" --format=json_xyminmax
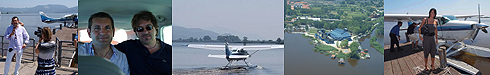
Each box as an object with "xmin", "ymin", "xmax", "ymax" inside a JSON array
[
  {"xmin": 384, "ymin": 42, "xmax": 461, "ymax": 75},
  {"xmin": 0, "ymin": 27, "xmax": 77, "ymax": 75}
]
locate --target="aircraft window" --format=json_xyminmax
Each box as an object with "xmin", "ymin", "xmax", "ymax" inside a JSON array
[
  {"xmin": 444, "ymin": 15, "xmax": 459, "ymax": 20},
  {"xmin": 441, "ymin": 17, "xmax": 450, "ymax": 25}
]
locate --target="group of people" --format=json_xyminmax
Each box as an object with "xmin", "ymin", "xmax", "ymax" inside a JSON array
[
  {"xmin": 389, "ymin": 8, "xmax": 439, "ymax": 72},
  {"xmin": 3, "ymin": 11, "xmax": 171, "ymax": 75},
  {"xmin": 78, "ymin": 11, "xmax": 171, "ymax": 75},
  {"xmin": 4, "ymin": 16, "xmax": 57, "ymax": 75}
]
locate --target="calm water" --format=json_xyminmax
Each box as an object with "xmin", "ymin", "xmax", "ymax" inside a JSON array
[
  {"xmin": 0, "ymin": 13, "xmax": 72, "ymax": 45},
  {"xmin": 284, "ymin": 31, "xmax": 384, "ymax": 75},
  {"xmin": 172, "ymin": 42, "xmax": 284, "ymax": 75}
]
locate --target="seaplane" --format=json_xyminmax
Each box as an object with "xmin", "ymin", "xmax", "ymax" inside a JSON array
[
  {"xmin": 384, "ymin": 5, "xmax": 488, "ymax": 75},
  {"xmin": 40, "ymin": 11, "xmax": 78, "ymax": 23},
  {"xmin": 187, "ymin": 39, "xmax": 284, "ymax": 69}
]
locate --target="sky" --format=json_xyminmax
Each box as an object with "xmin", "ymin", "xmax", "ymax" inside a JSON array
[
  {"xmin": 173, "ymin": 0, "xmax": 284, "ymax": 40},
  {"xmin": 385, "ymin": 0, "xmax": 490, "ymax": 15},
  {"xmin": 0, "ymin": 0, "xmax": 78, "ymax": 8}
]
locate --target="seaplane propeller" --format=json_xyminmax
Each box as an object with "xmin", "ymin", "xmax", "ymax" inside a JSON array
[{"xmin": 472, "ymin": 4, "xmax": 489, "ymax": 42}]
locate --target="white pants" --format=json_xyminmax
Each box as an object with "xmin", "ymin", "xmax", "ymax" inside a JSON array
[{"xmin": 4, "ymin": 49, "xmax": 23, "ymax": 75}]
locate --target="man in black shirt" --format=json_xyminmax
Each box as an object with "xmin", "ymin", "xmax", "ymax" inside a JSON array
[
  {"xmin": 115, "ymin": 11, "xmax": 171, "ymax": 75},
  {"xmin": 406, "ymin": 22, "xmax": 420, "ymax": 50}
]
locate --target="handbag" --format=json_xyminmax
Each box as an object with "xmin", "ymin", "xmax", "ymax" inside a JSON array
[{"xmin": 422, "ymin": 19, "xmax": 435, "ymax": 36}]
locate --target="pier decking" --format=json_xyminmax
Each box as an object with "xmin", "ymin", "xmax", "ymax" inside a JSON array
[{"xmin": 384, "ymin": 42, "xmax": 461, "ymax": 75}]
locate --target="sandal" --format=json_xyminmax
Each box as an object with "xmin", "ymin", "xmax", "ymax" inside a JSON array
[
  {"xmin": 431, "ymin": 65, "xmax": 436, "ymax": 70},
  {"xmin": 425, "ymin": 65, "xmax": 430, "ymax": 71}
]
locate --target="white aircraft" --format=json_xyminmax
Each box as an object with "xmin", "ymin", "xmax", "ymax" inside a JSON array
[
  {"xmin": 386, "ymin": 5, "xmax": 489, "ymax": 75},
  {"xmin": 40, "ymin": 11, "xmax": 78, "ymax": 23},
  {"xmin": 385, "ymin": 5, "xmax": 489, "ymax": 58},
  {"xmin": 187, "ymin": 39, "xmax": 284, "ymax": 68}
]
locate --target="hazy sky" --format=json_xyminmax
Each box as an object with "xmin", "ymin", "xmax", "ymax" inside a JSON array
[
  {"xmin": 385, "ymin": 0, "xmax": 490, "ymax": 15},
  {"xmin": 173, "ymin": 0, "xmax": 284, "ymax": 40},
  {"xmin": 0, "ymin": 0, "xmax": 78, "ymax": 8}
]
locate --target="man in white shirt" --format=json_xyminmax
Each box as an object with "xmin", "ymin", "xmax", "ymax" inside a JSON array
[{"xmin": 3, "ymin": 16, "xmax": 29, "ymax": 75}]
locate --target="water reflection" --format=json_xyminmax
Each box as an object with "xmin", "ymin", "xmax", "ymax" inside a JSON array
[
  {"xmin": 347, "ymin": 59, "xmax": 359, "ymax": 67},
  {"xmin": 451, "ymin": 51, "xmax": 490, "ymax": 74}
]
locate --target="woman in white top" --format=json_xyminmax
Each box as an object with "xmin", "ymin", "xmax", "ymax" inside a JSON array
[{"xmin": 35, "ymin": 27, "xmax": 57, "ymax": 75}]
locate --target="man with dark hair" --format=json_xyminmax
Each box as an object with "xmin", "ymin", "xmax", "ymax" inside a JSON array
[
  {"xmin": 115, "ymin": 11, "xmax": 171, "ymax": 75},
  {"xmin": 390, "ymin": 21, "xmax": 403, "ymax": 51},
  {"xmin": 78, "ymin": 12, "xmax": 129, "ymax": 75},
  {"xmin": 4, "ymin": 16, "xmax": 29, "ymax": 75}
]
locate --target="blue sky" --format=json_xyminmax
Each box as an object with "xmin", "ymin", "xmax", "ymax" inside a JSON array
[
  {"xmin": 385, "ymin": 0, "xmax": 490, "ymax": 15},
  {"xmin": 173, "ymin": 0, "xmax": 284, "ymax": 40},
  {"xmin": 0, "ymin": 0, "xmax": 77, "ymax": 8}
]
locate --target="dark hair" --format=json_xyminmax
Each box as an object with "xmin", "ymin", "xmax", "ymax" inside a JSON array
[
  {"xmin": 131, "ymin": 11, "xmax": 159, "ymax": 33},
  {"xmin": 429, "ymin": 8, "xmax": 437, "ymax": 18},
  {"xmin": 11, "ymin": 16, "xmax": 19, "ymax": 25},
  {"xmin": 12, "ymin": 16, "xmax": 19, "ymax": 21},
  {"xmin": 398, "ymin": 21, "xmax": 403, "ymax": 25},
  {"xmin": 88, "ymin": 12, "xmax": 114, "ymax": 31}
]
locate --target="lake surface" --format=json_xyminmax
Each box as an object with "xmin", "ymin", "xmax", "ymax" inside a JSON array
[
  {"xmin": 284, "ymin": 30, "xmax": 384, "ymax": 75},
  {"xmin": 172, "ymin": 42, "xmax": 284, "ymax": 75}
]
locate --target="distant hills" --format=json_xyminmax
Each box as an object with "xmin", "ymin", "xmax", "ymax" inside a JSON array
[
  {"xmin": 173, "ymin": 26, "xmax": 220, "ymax": 40},
  {"xmin": 0, "ymin": 4, "xmax": 77, "ymax": 13}
]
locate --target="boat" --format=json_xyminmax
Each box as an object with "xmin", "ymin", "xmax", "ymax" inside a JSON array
[
  {"xmin": 366, "ymin": 53, "xmax": 370, "ymax": 58},
  {"xmin": 338, "ymin": 58, "xmax": 345, "ymax": 64}
]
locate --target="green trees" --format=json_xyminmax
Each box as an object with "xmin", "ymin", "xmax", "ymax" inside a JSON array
[
  {"xmin": 203, "ymin": 36, "xmax": 212, "ymax": 41},
  {"xmin": 370, "ymin": 36, "xmax": 384, "ymax": 54},
  {"xmin": 350, "ymin": 42, "xmax": 359, "ymax": 52},
  {"xmin": 340, "ymin": 39, "xmax": 349, "ymax": 49}
]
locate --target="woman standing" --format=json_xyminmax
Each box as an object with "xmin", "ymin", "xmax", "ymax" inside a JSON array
[
  {"xmin": 419, "ymin": 8, "xmax": 439, "ymax": 71},
  {"xmin": 35, "ymin": 27, "xmax": 57, "ymax": 75}
]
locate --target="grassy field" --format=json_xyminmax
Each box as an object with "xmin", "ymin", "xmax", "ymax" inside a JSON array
[{"xmin": 308, "ymin": 28, "xmax": 318, "ymax": 34}]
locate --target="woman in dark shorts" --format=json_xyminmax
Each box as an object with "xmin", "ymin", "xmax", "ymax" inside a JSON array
[{"xmin": 419, "ymin": 8, "xmax": 439, "ymax": 71}]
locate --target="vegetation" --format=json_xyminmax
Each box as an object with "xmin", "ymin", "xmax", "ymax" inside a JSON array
[
  {"xmin": 349, "ymin": 42, "xmax": 359, "ymax": 52},
  {"xmin": 340, "ymin": 39, "xmax": 349, "ymax": 49},
  {"xmin": 375, "ymin": 17, "xmax": 384, "ymax": 35},
  {"xmin": 174, "ymin": 35, "xmax": 284, "ymax": 44},
  {"xmin": 370, "ymin": 36, "xmax": 384, "ymax": 54},
  {"xmin": 314, "ymin": 45, "xmax": 338, "ymax": 52},
  {"xmin": 285, "ymin": 1, "xmax": 383, "ymax": 35},
  {"xmin": 348, "ymin": 42, "xmax": 360, "ymax": 59}
]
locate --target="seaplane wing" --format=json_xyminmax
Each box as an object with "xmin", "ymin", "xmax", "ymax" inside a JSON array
[
  {"xmin": 384, "ymin": 14, "xmax": 442, "ymax": 22},
  {"xmin": 454, "ymin": 14, "xmax": 483, "ymax": 18},
  {"xmin": 187, "ymin": 44, "xmax": 228, "ymax": 50},
  {"xmin": 208, "ymin": 54, "xmax": 249, "ymax": 59},
  {"xmin": 188, "ymin": 44, "xmax": 284, "ymax": 50},
  {"xmin": 240, "ymin": 45, "xmax": 284, "ymax": 50}
]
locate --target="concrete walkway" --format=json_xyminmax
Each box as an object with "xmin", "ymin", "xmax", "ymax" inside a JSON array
[{"xmin": 0, "ymin": 58, "xmax": 78, "ymax": 75}]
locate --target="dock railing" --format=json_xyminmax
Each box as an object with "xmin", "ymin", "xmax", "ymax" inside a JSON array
[
  {"xmin": 55, "ymin": 37, "xmax": 76, "ymax": 67},
  {"xmin": 0, "ymin": 36, "xmax": 36, "ymax": 61}
]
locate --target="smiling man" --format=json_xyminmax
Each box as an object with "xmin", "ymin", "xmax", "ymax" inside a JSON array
[
  {"xmin": 115, "ymin": 11, "xmax": 172, "ymax": 75},
  {"xmin": 78, "ymin": 12, "xmax": 130, "ymax": 75}
]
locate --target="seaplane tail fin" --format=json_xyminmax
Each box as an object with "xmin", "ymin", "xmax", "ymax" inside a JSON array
[{"xmin": 40, "ymin": 11, "xmax": 51, "ymax": 22}]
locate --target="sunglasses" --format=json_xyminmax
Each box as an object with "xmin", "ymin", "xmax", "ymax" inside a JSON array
[{"xmin": 135, "ymin": 25, "xmax": 153, "ymax": 32}]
